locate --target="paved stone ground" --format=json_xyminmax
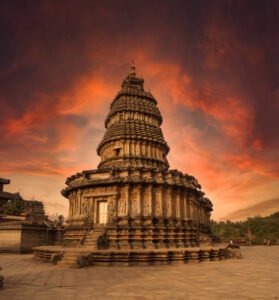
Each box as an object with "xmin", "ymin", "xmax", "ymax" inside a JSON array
[{"xmin": 0, "ymin": 246, "xmax": 278, "ymax": 300}]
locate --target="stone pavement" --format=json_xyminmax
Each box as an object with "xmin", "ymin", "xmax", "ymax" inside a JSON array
[{"xmin": 0, "ymin": 246, "xmax": 278, "ymax": 300}]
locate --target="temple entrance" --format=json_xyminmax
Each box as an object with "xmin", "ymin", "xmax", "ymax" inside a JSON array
[{"xmin": 97, "ymin": 201, "xmax": 107, "ymax": 224}]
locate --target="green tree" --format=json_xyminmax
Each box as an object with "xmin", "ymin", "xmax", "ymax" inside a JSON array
[
  {"xmin": 211, "ymin": 211, "xmax": 279, "ymax": 244},
  {"xmin": 54, "ymin": 214, "xmax": 65, "ymax": 226}
]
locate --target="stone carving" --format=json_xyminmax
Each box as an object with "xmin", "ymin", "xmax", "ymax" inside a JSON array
[
  {"xmin": 155, "ymin": 198, "xmax": 161, "ymax": 215},
  {"xmin": 176, "ymin": 201, "xmax": 180, "ymax": 217},
  {"xmin": 165, "ymin": 200, "xmax": 170, "ymax": 216},
  {"xmin": 107, "ymin": 198, "xmax": 116, "ymax": 222},
  {"xmin": 119, "ymin": 199, "xmax": 127, "ymax": 215},
  {"xmin": 82, "ymin": 198, "xmax": 89, "ymax": 215},
  {"xmin": 131, "ymin": 199, "xmax": 139, "ymax": 216},
  {"xmin": 143, "ymin": 198, "xmax": 151, "ymax": 215},
  {"xmin": 131, "ymin": 189, "xmax": 139, "ymax": 216}
]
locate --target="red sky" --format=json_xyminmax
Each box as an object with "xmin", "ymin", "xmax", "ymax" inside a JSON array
[{"xmin": 0, "ymin": 0, "xmax": 278, "ymax": 220}]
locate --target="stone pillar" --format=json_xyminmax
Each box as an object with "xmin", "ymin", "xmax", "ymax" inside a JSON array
[
  {"xmin": 154, "ymin": 186, "xmax": 163, "ymax": 220},
  {"xmin": 178, "ymin": 190, "xmax": 184, "ymax": 222},
  {"xmin": 176, "ymin": 189, "xmax": 182, "ymax": 221},
  {"xmin": 188, "ymin": 192, "xmax": 195, "ymax": 221},
  {"xmin": 73, "ymin": 192, "xmax": 77, "ymax": 216},
  {"xmin": 107, "ymin": 194, "xmax": 117, "ymax": 225},
  {"xmin": 118, "ymin": 185, "xmax": 129, "ymax": 220},
  {"xmin": 173, "ymin": 189, "xmax": 181, "ymax": 222},
  {"xmin": 194, "ymin": 201, "xmax": 199, "ymax": 226},
  {"xmin": 185, "ymin": 191, "xmax": 191, "ymax": 221},
  {"xmin": 131, "ymin": 185, "xmax": 141, "ymax": 222},
  {"xmin": 165, "ymin": 187, "xmax": 173, "ymax": 220},
  {"xmin": 207, "ymin": 208, "xmax": 211, "ymax": 225},
  {"xmin": 201, "ymin": 206, "xmax": 206, "ymax": 226},
  {"xmin": 79, "ymin": 191, "xmax": 83, "ymax": 215},
  {"xmin": 143, "ymin": 185, "xmax": 153, "ymax": 222},
  {"xmin": 67, "ymin": 194, "xmax": 73, "ymax": 222},
  {"xmin": 69, "ymin": 194, "xmax": 72, "ymax": 217},
  {"xmin": 182, "ymin": 191, "xmax": 187, "ymax": 221}
]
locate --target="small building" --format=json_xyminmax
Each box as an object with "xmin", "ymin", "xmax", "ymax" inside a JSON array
[
  {"xmin": 0, "ymin": 178, "xmax": 63, "ymax": 253},
  {"xmin": 0, "ymin": 177, "xmax": 46, "ymax": 223}
]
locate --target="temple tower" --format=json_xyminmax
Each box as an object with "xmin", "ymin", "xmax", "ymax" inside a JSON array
[{"xmin": 97, "ymin": 64, "xmax": 169, "ymax": 170}]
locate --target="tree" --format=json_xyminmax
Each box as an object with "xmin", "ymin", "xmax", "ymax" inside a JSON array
[
  {"xmin": 54, "ymin": 215, "xmax": 65, "ymax": 227},
  {"xmin": 211, "ymin": 211, "xmax": 279, "ymax": 243}
]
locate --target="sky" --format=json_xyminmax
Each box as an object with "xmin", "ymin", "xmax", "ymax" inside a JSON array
[{"xmin": 0, "ymin": 0, "xmax": 278, "ymax": 220}]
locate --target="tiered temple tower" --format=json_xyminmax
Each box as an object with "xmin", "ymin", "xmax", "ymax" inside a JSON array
[
  {"xmin": 62, "ymin": 65, "xmax": 213, "ymax": 249},
  {"xmin": 97, "ymin": 64, "xmax": 169, "ymax": 171}
]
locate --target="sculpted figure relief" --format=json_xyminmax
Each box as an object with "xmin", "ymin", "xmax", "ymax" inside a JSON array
[
  {"xmin": 143, "ymin": 198, "xmax": 151, "ymax": 215},
  {"xmin": 107, "ymin": 198, "xmax": 116, "ymax": 222},
  {"xmin": 165, "ymin": 200, "xmax": 170, "ymax": 216},
  {"xmin": 119, "ymin": 199, "xmax": 127, "ymax": 215},
  {"xmin": 82, "ymin": 198, "xmax": 89, "ymax": 215},
  {"xmin": 155, "ymin": 198, "xmax": 161, "ymax": 215},
  {"xmin": 176, "ymin": 203, "xmax": 180, "ymax": 217},
  {"xmin": 131, "ymin": 199, "xmax": 140, "ymax": 216}
]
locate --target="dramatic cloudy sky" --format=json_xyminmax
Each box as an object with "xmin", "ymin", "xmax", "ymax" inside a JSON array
[{"xmin": 1, "ymin": 0, "xmax": 278, "ymax": 220}]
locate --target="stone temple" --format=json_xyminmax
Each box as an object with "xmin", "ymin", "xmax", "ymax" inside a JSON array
[{"xmin": 34, "ymin": 65, "xmax": 227, "ymax": 266}]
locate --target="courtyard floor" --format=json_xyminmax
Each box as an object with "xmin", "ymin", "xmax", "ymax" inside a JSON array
[{"xmin": 0, "ymin": 246, "xmax": 278, "ymax": 300}]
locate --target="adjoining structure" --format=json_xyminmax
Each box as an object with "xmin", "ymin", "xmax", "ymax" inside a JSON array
[
  {"xmin": 0, "ymin": 178, "xmax": 46, "ymax": 223},
  {"xmin": 34, "ymin": 65, "xmax": 227, "ymax": 266},
  {"xmin": 0, "ymin": 178, "xmax": 62, "ymax": 253}
]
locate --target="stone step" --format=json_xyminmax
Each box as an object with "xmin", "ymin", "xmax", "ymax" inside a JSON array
[
  {"xmin": 57, "ymin": 252, "xmax": 80, "ymax": 267},
  {"xmin": 83, "ymin": 229, "xmax": 105, "ymax": 249}
]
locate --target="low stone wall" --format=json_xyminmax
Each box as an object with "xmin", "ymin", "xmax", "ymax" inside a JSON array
[
  {"xmin": 0, "ymin": 223, "xmax": 64, "ymax": 253},
  {"xmin": 0, "ymin": 224, "xmax": 21, "ymax": 253}
]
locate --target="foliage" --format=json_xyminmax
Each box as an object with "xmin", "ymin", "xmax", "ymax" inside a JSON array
[
  {"xmin": 211, "ymin": 211, "xmax": 279, "ymax": 243},
  {"xmin": 54, "ymin": 214, "xmax": 65, "ymax": 226}
]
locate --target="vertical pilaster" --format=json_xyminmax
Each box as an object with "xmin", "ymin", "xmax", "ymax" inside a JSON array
[
  {"xmin": 143, "ymin": 184, "xmax": 152, "ymax": 217},
  {"xmin": 154, "ymin": 186, "xmax": 163, "ymax": 219},
  {"xmin": 165, "ymin": 187, "xmax": 172, "ymax": 219},
  {"xmin": 118, "ymin": 184, "xmax": 129, "ymax": 218},
  {"xmin": 174, "ymin": 189, "xmax": 181, "ymax": 220},
  {"xmin": 131, "ymin": 185, "xmax": 141, "ymax": 218}
]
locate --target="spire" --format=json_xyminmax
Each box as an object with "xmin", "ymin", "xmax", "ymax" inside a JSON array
[
  {"xmin": 129, "ymin": 60, "xmax": 136, "ymax": 77},
  {"xmin": 121, "ymin": 61, "xmax": 144, "ymax": 89}
]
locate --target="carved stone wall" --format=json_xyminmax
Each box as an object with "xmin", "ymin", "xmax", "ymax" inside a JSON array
[{"xmin": 64, "ymin": 168, "xmax": 212, "ymax": 245}]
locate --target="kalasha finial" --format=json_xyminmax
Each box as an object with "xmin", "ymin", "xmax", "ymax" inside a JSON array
[{"xmin": 129, "ymin": 60, "xmax": 136, "ymax": 76}]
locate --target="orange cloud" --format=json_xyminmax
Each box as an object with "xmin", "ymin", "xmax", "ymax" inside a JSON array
[{"xmin": 1, "ymin": 1, "xmax": 278, "ymax": 220}]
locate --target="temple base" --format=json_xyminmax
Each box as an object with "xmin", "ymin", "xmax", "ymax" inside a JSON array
[{"xmin": 33, "ymin": 245, "xmax": 228, "ymax": 267}]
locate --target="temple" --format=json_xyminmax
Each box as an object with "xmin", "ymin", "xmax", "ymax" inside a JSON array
[
  {"xmin": 62, "ymin": 65, "xmax": 212, "ymax": 248},
  {"xmin": 34, "ymin": 65, "xmax": 227, "ymax": 266}
]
